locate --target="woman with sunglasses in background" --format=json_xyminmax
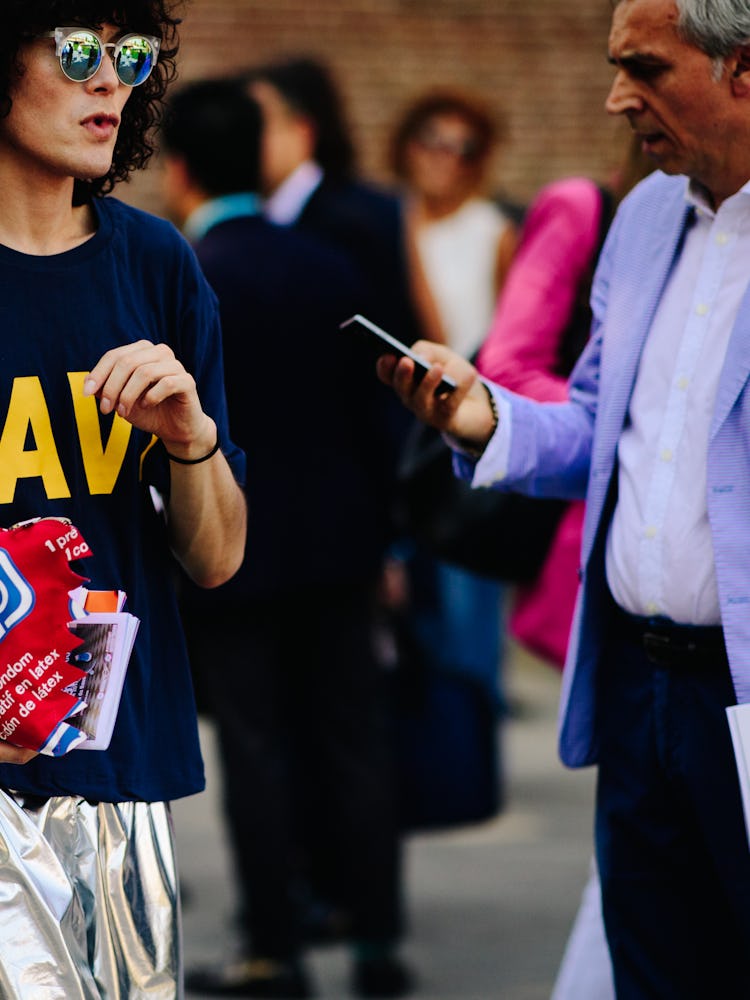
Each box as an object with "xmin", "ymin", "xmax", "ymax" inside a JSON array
[
  {"xmin": 390, "ymin": 88, "xmax": 518, "ymax": 356},
  {"xmin": 382, "ymin": 90, "xmax": 517, "ymax": 833},
  {"xmin": 0, "ymin": 3, "xmax": 248, "ymax": 998}
]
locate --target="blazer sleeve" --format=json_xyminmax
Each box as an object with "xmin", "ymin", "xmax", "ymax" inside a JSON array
[{"xmin": 467, "ymin": 247, "xmax": 607, "ymax": 503}]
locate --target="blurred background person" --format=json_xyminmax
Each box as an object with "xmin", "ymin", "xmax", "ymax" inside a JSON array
[
  {"xmin": 389, "ymin": 87, "xmax": 517, "ymax": 354},
  {"xmin": 244, "ymin": 55, "xmax": 422, "ymax": 348},
  {"xmin": 244, "ymin": 53, "xmax": 418, "ymax": 575},
  {"xmin": 239, "ymin": 52, "xmax": 426, "ymax": 979},
  {"xmin": 476, "ymin": 133, "xmax": 653, "ymax": 1000},
  {"xmin": 377, "ymin": 90, "xmax": 518, "ymax": 825},
  {"xmin": 161, "ymin": 78, "xmax": 412, "ymax": 1000}
]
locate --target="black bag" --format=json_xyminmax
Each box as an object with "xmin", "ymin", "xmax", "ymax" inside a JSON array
[
  {"xmin": 394, "ymin": 186, "xmax": 615, "ymax": 583},
  {"xmin": 394, "ymin": 422, "xmax": 565, "ymax": 581}
]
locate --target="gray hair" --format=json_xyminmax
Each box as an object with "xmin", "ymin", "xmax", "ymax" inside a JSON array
[
  {"xmin": 612, "ymin": 0, "xmax": 750, "ymax": 77},
  {"xmin": 675, "ymin": 0, "xmax": 750, "ymax": 59}
]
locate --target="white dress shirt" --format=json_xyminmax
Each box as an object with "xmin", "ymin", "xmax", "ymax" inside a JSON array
[
  {"xmin": 469, "ymin": 177, "xmax": 750, "ymax": 626},
  {"xmin": 607, "ymin": 179, "xmax": 750, "ymax": 624},
  {"xmin": 263, "ymin": 160, "xmax": 323, "ymax": 225}
]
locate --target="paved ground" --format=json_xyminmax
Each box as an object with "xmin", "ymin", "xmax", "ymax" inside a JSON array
[{"xmin": 172, "ymin": 643, "xmax": 598, "ymax": 1000}]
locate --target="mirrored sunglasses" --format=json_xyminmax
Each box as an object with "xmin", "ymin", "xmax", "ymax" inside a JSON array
[{"xmin": 44, "ymin": 27, "xmax": 160, "ymax": 87}]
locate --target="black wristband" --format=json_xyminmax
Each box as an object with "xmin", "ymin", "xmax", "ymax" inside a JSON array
[{"xmin": 165, "ymin": 436, "xmax": 220, "ymax": 465}]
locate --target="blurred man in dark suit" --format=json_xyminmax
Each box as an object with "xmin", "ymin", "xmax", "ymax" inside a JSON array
[
  {"xmin": 161, "ymin": 79, "xmax": 412, "ymax": 999},
  {"xmin": 245, "ymin": 56, "xmax": 421, "ymax": 348}
]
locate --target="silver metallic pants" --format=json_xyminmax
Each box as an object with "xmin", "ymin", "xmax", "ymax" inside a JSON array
[{"xmin": 0, "ymin": 790, "xmax": 182, "ymax": 999}]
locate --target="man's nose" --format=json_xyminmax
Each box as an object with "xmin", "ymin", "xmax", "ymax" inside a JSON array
[{"xmin": 605, "ymin": 70, "xmax": 642, "ymax": 116}]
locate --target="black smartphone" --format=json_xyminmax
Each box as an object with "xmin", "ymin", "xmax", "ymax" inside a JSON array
[{"xmin": 340, "ymin": 314, "xmax": 457, "ymax": 396}]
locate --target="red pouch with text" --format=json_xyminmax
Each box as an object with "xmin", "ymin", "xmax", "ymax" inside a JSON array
[{"xmin": 0, "ymin": 517, "xmax": 93, "ymax": 755}]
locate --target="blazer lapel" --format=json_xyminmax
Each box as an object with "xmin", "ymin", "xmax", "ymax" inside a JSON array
[
  {"xmin": 582, "ymin": 194, "xmax": 694, "ymax": 560},
  {"xmin": 600, "ymin": 197, "xmax": 694, "ymax": 424},
  {"xmin": 711, "ymin": 281, "xmax": 750, "ymax": 439}
]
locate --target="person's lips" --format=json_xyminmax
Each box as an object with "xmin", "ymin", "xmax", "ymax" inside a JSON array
[
  {"xmin": 636, "ymin": 130, "xmax": 666, "ymax": 153},
  {"xmin": 81, "ymin": 113, "xmax": 120, "ymax": 139}
]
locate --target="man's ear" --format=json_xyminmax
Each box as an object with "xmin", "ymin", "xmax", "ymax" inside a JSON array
[
  {"xmin": 296, "ymin": 114, "xmax": 318, "ymax": 161},
  {"xmin": 160, "ymin": 153, "xmax": 202, "ymax": 226},
  {"xmin": 729, "ymin": 45, "xmax": 750, "ymax": 96},
  {"xmin": 162, "ymin": 154, "xmax": 192, "ymax": 191}
]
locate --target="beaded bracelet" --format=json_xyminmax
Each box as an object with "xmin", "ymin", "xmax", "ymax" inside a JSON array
[
  {"xmin": 455, "ymin": 382, "xmax": 499, "ymax": 459},
  {"xmin": 165, "ymin": 436, "xmax": 221, "ymax": 465}
]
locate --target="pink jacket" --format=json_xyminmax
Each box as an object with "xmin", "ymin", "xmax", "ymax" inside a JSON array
[{"xmin": 477, "ymin": 178, "xmax": 604, "ymax": 668}]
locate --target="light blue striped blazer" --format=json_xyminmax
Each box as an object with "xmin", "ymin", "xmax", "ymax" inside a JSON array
[{"xmin": 490, "ymin": 170, "xmax": 750, "ymax": 768}]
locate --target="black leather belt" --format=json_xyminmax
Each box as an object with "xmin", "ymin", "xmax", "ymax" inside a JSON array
[{"xmin": 611, "ymin": 604, "xmax": 727, "ymax": 668}]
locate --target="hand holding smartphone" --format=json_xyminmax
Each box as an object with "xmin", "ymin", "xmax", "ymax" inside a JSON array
[{"xmin": 340, "ymin": 314, "xmax": 457, "ymax": 396}]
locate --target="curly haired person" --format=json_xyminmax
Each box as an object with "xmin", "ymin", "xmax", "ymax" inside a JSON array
[{"xmin": 0, "ymin": 3, "xmax": 247, "ymax": 997}]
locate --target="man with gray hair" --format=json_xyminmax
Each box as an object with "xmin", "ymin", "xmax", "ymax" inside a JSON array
[{"xmin": 378, "ymin": 0, "xmax": 750, "ymax": 995}]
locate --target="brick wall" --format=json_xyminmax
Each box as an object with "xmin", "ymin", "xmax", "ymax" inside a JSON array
[{"xmin": 123, "ymin": 0, "xmax": 629, "ymax": 216}]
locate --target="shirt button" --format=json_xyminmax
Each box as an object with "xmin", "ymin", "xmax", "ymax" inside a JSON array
[
  {"xmin": 644, "ymin": 525, "xmax": 658, "ymax": 539},
  {"xmin": 715, "ymin": 232, "xmax": 730, "ymax": 245},
  {"xmin": 677, "ymin": 375, "xmax": 689, "ymax": 391},
  {"xmin": 660, "ymin": 448, "xmax": 673, "ymax": 462},
  {"xmin": 646, "ymin": 602, "xmax": 660, "ymax": 615},
  {"xmin": 696, "ymin": 303, "xmax": 709, "ymax": 316}
]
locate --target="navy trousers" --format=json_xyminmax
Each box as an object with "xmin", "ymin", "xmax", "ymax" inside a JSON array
[
  {"xmin": 596, "ymin": 626, "xmax": 750, "ymax": 998},
  {"xmin": 183, "ymin": 582, "xmax": 402, "ymax": 960}
]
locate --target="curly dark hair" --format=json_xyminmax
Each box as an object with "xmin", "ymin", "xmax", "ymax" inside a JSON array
[
  {"xmin": 389, "ymin": 88, "xmax": 506, "ymax": 181},
  {"xmin": 1, "ymin": 1, "xmax": 182, "ymax": 203}
]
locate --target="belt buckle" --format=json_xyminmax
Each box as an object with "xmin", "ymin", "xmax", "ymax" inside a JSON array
[{"xmin": 642, "ymin": 630, "xmax": 677, "ymax": 665}]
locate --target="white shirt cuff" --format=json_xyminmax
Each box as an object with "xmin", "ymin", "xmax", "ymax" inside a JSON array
[{"xmin": 446, "ymin": 382, "xmax": 513, "ymax": 487}]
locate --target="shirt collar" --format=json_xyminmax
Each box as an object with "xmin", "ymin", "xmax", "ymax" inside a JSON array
[
  {"xmin": 685, "ymin": 176, "xmax": 750, "ymax": 220},
  {"xmin": 264, "ymin": 161, "xmax": 324, "ymax": 225},
  {"xmin": 183, "ymin": 193, "xmax": 262, "ymax": 243}
]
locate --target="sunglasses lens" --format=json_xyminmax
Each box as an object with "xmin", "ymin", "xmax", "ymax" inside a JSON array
[
  {"xmin": 115, "ymin": 36, "xmax": 156, "ymax": 86},
  {"xmin": 60, "ymin": 30, "xmax": 102, "ymax": 82}
]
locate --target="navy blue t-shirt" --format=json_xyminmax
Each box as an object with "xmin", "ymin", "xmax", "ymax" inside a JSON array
[{"xmin": 0, "ymin": 197, "xmax": 244, "ymax": 802}]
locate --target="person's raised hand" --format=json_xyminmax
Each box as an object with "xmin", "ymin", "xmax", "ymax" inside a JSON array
[
  {"xmin": 83, "ymin": 341, "xmax": 216, "ymax": 461},
  {"xmin": 376, "ymin": 340, "xmax": 496, "ymax": 450}
]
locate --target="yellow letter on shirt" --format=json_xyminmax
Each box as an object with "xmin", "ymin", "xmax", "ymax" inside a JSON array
[
  {"xmin": 0, "ymin": 376, "xmax": 70, "ymax": 503},
  {"xmin": 69, "ymin": 372, "xmax": 132, "ymax": 495}
]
